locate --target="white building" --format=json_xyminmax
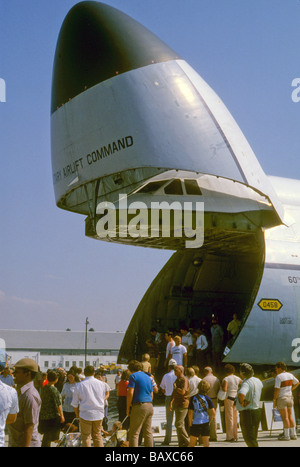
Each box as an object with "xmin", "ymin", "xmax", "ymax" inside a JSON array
[{"xmin": 0, "ymin": 329, "xmax": 125, "ymax": 372}]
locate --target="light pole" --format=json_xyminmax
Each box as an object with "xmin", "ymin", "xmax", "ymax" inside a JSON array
[{"xmin": 85, "ymin": 317, "xmax": 89, "ymax": 367}]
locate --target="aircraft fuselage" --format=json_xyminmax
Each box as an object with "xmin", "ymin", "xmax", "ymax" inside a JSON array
[{"xmin": 51, "ymin": 2, "xmax": 300, "ymax": 368}]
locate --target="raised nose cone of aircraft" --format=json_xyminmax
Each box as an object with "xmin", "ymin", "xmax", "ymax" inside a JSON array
[{"xmin": 51, "ymin": 1, "xmax": 180, "ymax": 113}]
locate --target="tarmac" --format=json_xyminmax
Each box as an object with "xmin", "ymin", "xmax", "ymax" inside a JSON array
[
  {"xmin": 5, "ymin": 422, "xmax": 299, "ymax": 448},
  {"xmin": 4, "ymin": 430, "xmax": 300, "ymax": 448},
  {"xmin": 152, "ymin": 430, "xmax": 300, "ymax": 448}
]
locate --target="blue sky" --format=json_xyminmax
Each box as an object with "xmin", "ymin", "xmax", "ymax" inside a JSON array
[{"xmin": 1, "ymin": 0, "xmax": 300, "ymax": 332}]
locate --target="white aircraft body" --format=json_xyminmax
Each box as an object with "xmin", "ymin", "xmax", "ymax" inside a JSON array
[{"xmin": 51, "ymin": 2, "xmax": 300, "ymax": 367}]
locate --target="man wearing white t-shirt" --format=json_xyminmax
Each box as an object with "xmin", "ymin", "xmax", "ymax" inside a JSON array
[
  {"xmin": 180, "ymin": 326, "xmax": 194, "ymax": 366},
  {"xmin": 169, "ymin": 336, "xmax": 187, "ymax": 368},
  {"xmin": 273, "ymin": 361, "xmax": 299, "ymax": 441}
]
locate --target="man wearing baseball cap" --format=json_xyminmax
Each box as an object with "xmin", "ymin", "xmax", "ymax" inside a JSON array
[
  {"xmin": 0, "ymin": 352, "xmax": 19, "ymax": 447},
  {"xmin": 8, "ymin": 358, "xmax": 41, "ymax": 447}
]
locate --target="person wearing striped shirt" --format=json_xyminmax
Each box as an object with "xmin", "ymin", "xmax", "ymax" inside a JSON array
[{"xmin": 273, "ymin": 361, "xmax": 299, "ymax": 441}]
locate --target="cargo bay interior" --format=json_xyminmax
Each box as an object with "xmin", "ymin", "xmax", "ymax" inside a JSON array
[{"xmin": 118, "ymin": 229, "xmax": 265, "ymax": 363}]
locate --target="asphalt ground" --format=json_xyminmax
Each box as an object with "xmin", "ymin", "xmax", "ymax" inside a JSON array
[
  {"xmin": 153, "ymin": 430, "xmax": 300, "ymax": 448},
  {"xmin": 5, "ymin": 426, "xmax": 299, "ymax": 448}
]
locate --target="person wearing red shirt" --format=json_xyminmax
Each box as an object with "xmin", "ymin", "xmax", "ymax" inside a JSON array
[{"xmin": 117, "ymin": 370, "xmax": 130, "ymax": 429}]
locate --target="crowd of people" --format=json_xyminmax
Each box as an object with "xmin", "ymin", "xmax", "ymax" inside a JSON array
[
  {"xmin": 0, "ymin": 357, "xmax": 114, "ymax": 447},
  {"xmin": 145, "ymin": 314, "xmax": 241, "ymax": 378},
  {"xmin": 0, "ymin": 332, "xmax": 299, "ymax": 447}
]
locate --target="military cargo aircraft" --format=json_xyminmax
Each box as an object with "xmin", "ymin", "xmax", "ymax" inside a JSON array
[{"xmin": 51, "ymin": 2, "xmax": 300, "ymax": 368}]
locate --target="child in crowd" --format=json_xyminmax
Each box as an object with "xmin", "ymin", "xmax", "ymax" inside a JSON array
[
  {"xmin": 188, "ymin": 380, "xmax": 216, "ymax": 447},
  {"xmin": 103, "ymin": 421, "xmax": 128, "ymax": 447}
]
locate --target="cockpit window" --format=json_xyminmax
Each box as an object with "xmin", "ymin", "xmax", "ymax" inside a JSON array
[
  {"xmin": 164, "ymin": 179, "xmax": 183, "ymax": 195},
  {"xmin": 138, "ymin": 181, "xmax": 165, "ymax": 193},
  {"xmin": 184, "ymin": 179, "xmax": 202, "ymax": 195}
]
